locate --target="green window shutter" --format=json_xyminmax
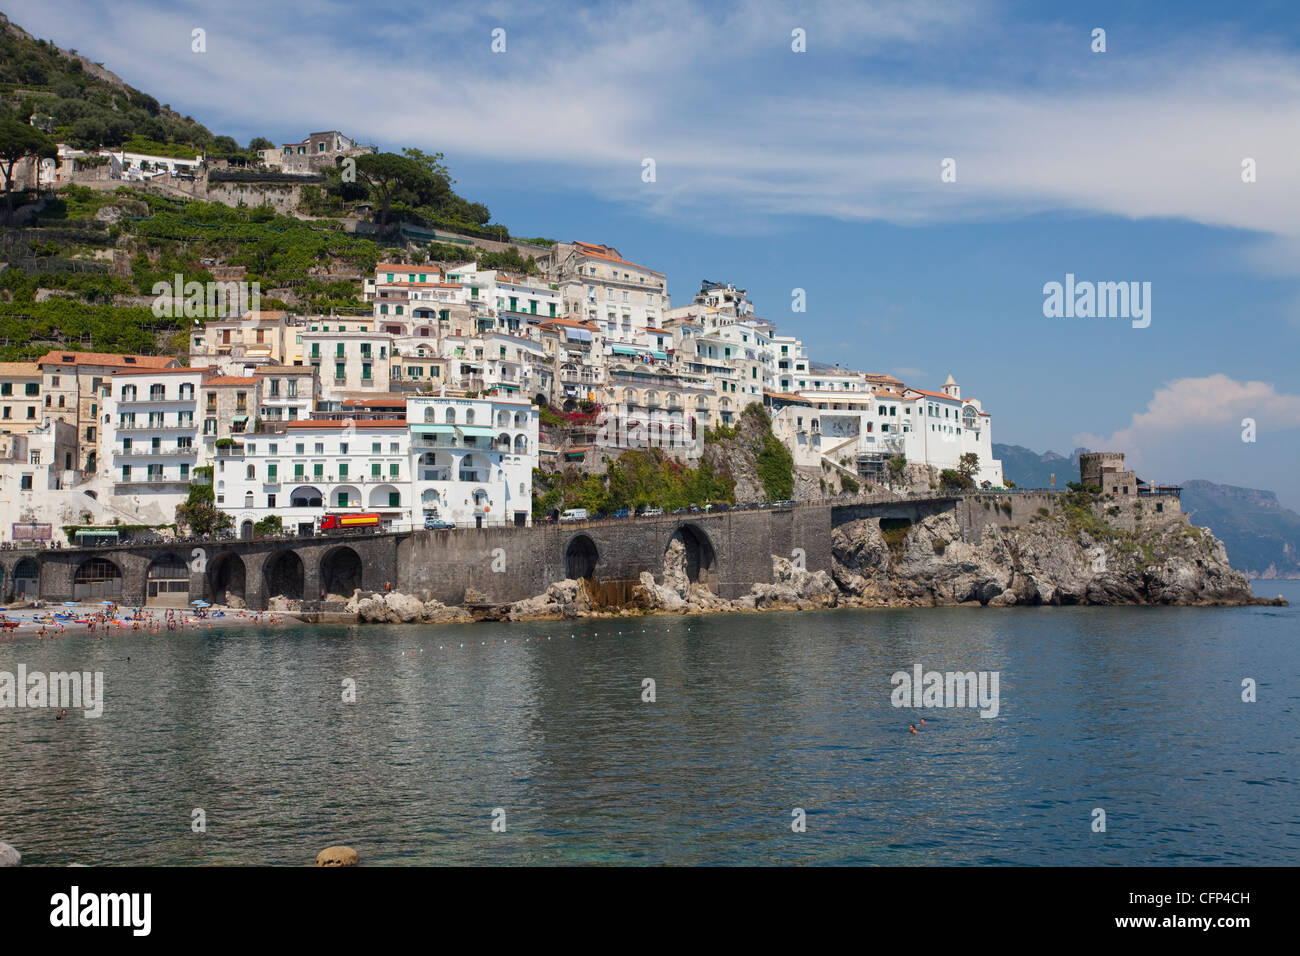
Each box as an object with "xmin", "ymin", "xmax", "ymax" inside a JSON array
[
  {"xmin": 371, "ymin": 463, "xmax": 380, "ymax": 477},
  {"xmin": 339, "ymin": 463, "xmax": 348, "ymax": 479},
  {"xmin": 268, "ymin": 464, "xmax": 277, "ymax": 480},
  {"xmin": 314, "ymin": 463, "xmax": 323, "ymax": 478},
  {"xmin": 389, "ymin": 492, "xmax": 400, "ymax": 508},
  {"xmin": 295, "ymin": 464, "xmax": 304, "ymax": 478},
  {"xmin": 389, "ymin": 463, "xmax": 398, "ymax": 477}
]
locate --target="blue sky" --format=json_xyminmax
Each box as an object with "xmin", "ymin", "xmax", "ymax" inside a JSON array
[{"xmin": 10, "ymin": 0, "xmax": 1300, "ymax": 505}]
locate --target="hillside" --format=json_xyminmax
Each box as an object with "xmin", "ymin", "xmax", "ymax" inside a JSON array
[
  {"xmin": 1, "ymin": 12, "xmax": 218, "ymax": 156},
  {"xmin": 1179, "ymin": 480, "xmax": 1300, "ymax": 579}
]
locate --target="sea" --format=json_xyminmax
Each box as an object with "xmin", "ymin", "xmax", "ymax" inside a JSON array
[{"xmin": 2, "ymin": 580, "xmax": 1296, "ymax": 865}]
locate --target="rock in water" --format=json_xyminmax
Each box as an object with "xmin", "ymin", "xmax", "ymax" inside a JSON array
[
  {"xmin": 315, "ymin": 845, "xmax": 359, "ymax": 867},
  {"xmin": 0, "ymin": 842, "xmax": 20, "ymax": 867}
]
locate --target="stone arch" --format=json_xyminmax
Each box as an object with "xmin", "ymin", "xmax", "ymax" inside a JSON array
[
  {"xmin": 208, "ymin": 552, "xmax": 247, "ymax": 608},
  {"xmin": 666, "ymin": 524, "xmax": 716, "ymax": 590},
  {"xmin": 263, "ymin": 549, "xmax": 305, "ymax": 602},
  {"xmin": 290, "ymin": 485, "xmax": 324, "ymax": 507},
  {"xmin": 514, "ymin": 411, "xmax": 528, "ymax": 428},
  {"xmin": 11, "ymin": 557, "xmax": 39, "ymax": 601},
  {"xmin": 332, "ymin": 484, "xmax": 363, "ymax": 509},
  {"xmin": 321, "ymin": 546, "xmax": 363, "ymax": 599},
  {"xmin": 74, "ymin": 556, "xmax": 123, "ymax": 601},
  {"xmin": 145, "ymin": 552, "xmax": 190, "ymax": 607},
  {"xmin": 565, "ymin": 534, "xmax": 599, "ymax": 580},
  {"xmin": 368, "ymin": 483, "xmax": 400, "ymax": 508},
  {"xmin": 513, "ymin": 433, "xmax": 527, "ymax": 454}
]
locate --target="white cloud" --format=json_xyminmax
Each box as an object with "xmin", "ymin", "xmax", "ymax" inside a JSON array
[
  {"xmin": 1074, "ymin": 375, "xmax": 1300, "ymax": 492},
  {"xmin": 13, "ymin": 0, "xmax": 1300, "ymax": 241}
]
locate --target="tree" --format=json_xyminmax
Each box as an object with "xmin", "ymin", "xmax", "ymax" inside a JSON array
[
  {"xmin": 958, "ymin": 452, "xmax": 981, "ymax": 481},
  {"xmin": 175, "ymin": 470, "xmax": 232, "ymax": 535},
  {"xmin": 248, "ymin": 136, "xmax": 274, "ymax": 151},
  {"xmin": 355, "ymin": 152, "xmax": 436, "ymax": 226},
  {"xmin": 939, "ymin": 468, "xmax": 975, "ymax": 491},
  {"xmin": 0, "ymin": 119, "xmax": 57, "ymax": 223}
]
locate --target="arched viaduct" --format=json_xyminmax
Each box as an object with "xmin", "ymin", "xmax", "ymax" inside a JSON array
[{"xmin": 1, "ymin": 493, "xmax": 1029, "ymax": 611}]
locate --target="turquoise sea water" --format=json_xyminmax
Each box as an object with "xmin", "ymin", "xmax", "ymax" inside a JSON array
[{"xmin": 2, "ymin": 580, "xmax": 1297, "ymax": 865}]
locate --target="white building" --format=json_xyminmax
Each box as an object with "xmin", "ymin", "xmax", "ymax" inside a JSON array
[
  {"xmin": 217, "ymin": 419, "xmax": 412, "ymax": 537},
  {"xmin": 104, "ymin": 367, "xmax": 209, "ymax": 523},
  {"xmin": 303, "ymin": 330, "xmax": 394, "ymax": 402},
  {"xmin": 537, "ymin": 241, "xmax": 669, "ymax": 344},
  {"xmin": 407, "ymin": 395, "xmax": 538, "ymax": 528}
]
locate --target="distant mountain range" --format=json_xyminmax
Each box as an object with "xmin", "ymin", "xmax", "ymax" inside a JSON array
[{"xmin": 994, "ymin": 443, "xmax": 1300, "ymax": 578}]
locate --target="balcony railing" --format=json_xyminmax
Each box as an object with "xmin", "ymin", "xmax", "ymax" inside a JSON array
[
  {"xmin": 116, "ymin": 422, "xmax": 198, "ymax": 432},
  {"xmin": 115, "ymin": 447, "xmax": 198, "ymax": 458}
]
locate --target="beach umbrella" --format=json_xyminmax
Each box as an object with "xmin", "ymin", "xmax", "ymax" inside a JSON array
[
  {"xmin": 100, "ymin": 601, "xmax": 115, "ymax": 605},
  {"xmin": 63, "ymin": 602, "xmax": 78, "ymax": 606},
  {"xmin": 191, "ymin": 600, "xmax": 211, "ymax": 607}
]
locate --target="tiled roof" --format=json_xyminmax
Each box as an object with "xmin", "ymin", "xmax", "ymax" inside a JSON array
[{"xmin": 37, "ymin": 351, "xmax": 178, "ymax": 369}]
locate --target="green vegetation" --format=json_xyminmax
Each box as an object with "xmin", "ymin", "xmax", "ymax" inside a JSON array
[
  {"xmin": 533, "ymin": 449, "xmax": 735, "ymax": 519},
  {"xmin": 253, "ymin": 515, "xmax": 283, "ymax": 536},
  {"xmin": 840, "ymin": 474, "xmax": 860, "ymax": 494},
  {"xmin": 886, "ymin": 454, "xmax": 907, "ymax": 484},
  {"xmin": 745, "ymin": 404, "xmax": 794, "ymax": 500},
  {"xmin": 1, "ymin": 28, "xmax": 218, "ymax": 155},
  {"xmin": 175, "ymin": 468, "xmax": 230, "ymax": 535},
  {"xmin": 880, "ymin": 518, "xmax": 911, "ymax": 559},
  {"xmin": 939, "ymin": 468, "xmax": 975, "ymax": 491}
]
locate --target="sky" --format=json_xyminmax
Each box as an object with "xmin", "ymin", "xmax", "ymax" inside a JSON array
[{"xmin": 9, "ymin": 0, "xmax": 1300, "ymax": 506}]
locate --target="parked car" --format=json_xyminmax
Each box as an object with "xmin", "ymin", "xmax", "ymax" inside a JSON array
[
  {"xmin": 560, "ymin": 508, "xmax": 590, "ymax": 522},
  {"xmin": 424, "ymin": 518, "xmax": 455, "ymax": 530},
  {"xmin": 710, "ymin": 502, "xmax": 731, "ymax": 512},
  {"xmin": 611, "ymin": 508, "xmax": 630, "ymax": 519},
  {"xmin": 641, "ymin": 506, "xmax": 664, "ymax": 517},
  {"xmin": 777, "ymin": 499, "xmax": 795, "ymax": 508},
  {"xmin": 670, "ymin": 506, "xmax": 689, "ymax": 515}
]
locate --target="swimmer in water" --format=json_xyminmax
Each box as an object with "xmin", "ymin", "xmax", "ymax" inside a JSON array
[
  {"xmin": 56, "ymin": 708, "xmax": 66, "ymax": 721},
  {"xmin": 909, "ymin": 724, "xmax": 917, "ymax": 734}
]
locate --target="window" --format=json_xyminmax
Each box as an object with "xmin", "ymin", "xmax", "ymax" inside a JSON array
[
  {"xmin": 314, "ymin": 463, "xmax": 324, "ymax": 479},
  {"xmin": 388, "ymin": 492, "xmax": 400, "ymax": 508},
  {"xmin": 335, "ymin": 363, "xmax": 345, "ymax": 380},
  {"xmin": 338, "ymin": 463, "xmax": 348, "ymax": 479},
  {"xmin": 268, "ymin": 464, "xmax": 277, "ymax": 481},
  {"xmin": 20, "ymin": 474, "xmax": 33, "ymax": 490},
  {"xmin": 371, "ymin": 442, "xmax": 380, "ymax": 453},
  {"xmin": 0, "ymin": 383, "xmax": 9, "ymax": 396},
  {"xmin": 371, "ymin": 463, "xmax": 381, "ymax": 478},
  {"xmin": 389, "ymin": 463, "xmax": 399, "ymax": 478}
]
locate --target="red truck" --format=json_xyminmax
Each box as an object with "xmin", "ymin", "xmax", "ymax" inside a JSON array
[{"xmin": 318, "ymin": 513, "xmax": 382, "ymax": 534}]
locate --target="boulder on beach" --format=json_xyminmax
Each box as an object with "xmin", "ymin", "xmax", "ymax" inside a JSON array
[
  {"xmin": 315, "ymin": 845, "xmax": 359, "ymax": 867},
  {"xmin": 0, "ymin": 842, "xmax": 20, "ymax": 867}
]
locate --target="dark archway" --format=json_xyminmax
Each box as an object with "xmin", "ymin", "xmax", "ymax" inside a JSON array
[
  {"xmin": 74, "ymin": 556, "xmax": 123, "ymax": 600},
  {"xmin": 667, "ymin": 525, "xmax": 716, "ymax": 589},
  {"xmin": 145, "ymin": 553, "xmax": 190, "ymax": 607},
  {"xmin": 263, "ymin": 550, "xmax": 305, "ymax": 602},
  {"xmin": 208, "ymin": 552, "xmax": 247, "ymax": 607},
  {"xmin": 321, "ymin": 546, "xmax": 362, "ymax": 600},
  {"xmin": 564, "ymin": 534, "xmax": 599, "ymax": 580},
  {"xmin": 240, "ymin": 520, "xmax": 254, "ymax": 540},
  {"xmin": 12, "ymin": 557, "xmax": 39, "ymax": 601}
]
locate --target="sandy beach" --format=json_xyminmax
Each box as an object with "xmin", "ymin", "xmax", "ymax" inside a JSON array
[{"xmin": 0, "ymin": 603, "xmax": 289, "ymax": 639}]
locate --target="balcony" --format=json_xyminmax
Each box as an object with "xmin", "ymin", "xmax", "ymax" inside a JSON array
[
  {"xmin": 114, "ymin": 447, "xmax": 199, "ymax": 458},
  {"xmin": 117, "ymin": 395, "xmax": 195, "ymax": 406},
  {"xmin": 116, "ymin": 422, "xmax": 198, "ymax": 433},
  {"xmin": 114, "ymin": 479, "xmax": 192, "ymax": 493},
  {"xmin": 419, "ymin": 469, "xmax": 452, "ymax": 481}
]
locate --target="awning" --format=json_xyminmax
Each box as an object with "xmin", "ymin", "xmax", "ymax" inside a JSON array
[
  {"xmin": 652, "ymin": 350, "xmax": 668, "ymax": 360},
  {"xmin": 456, "ymin": 425, "xmax": 498, "ymax": 439},
  {"xmin": 411, "ymin": 424, "xmax": 455, "ymax": 436},
  {"xmin": 231, "ymin": 415, "xmax": 248, "ymax": 423},
  {"xmin": 611, "ymin": 345, "xmax": 639, "ymax": 356},
  {"xmin": 564, "ymin": 328, "xmax": 592, "ymax": 342}
]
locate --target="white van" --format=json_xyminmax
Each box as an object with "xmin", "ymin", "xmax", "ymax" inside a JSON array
[{"xmin": 560, "ymin": 508, "xmax": 589, "ymax": 522}]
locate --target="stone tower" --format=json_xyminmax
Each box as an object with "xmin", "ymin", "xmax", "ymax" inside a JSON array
[{"xmin": 1079, "ymin": 452, "xmax": 1138, "ymax": 495}]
